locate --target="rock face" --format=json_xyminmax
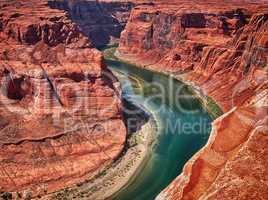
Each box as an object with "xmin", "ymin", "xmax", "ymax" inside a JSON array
[
  {"xmin": 117, "ymin": 1, "xmax": 268, "ymax": 111},
  {"xmin": 157, "ymin": 106, "xmax": 268, "ymax": 200},
  {"xmin": 48, "ymin": 0, "xmax": 161, "ymax": 47},
  {"xmin": 48, "ymin": 0, "xmax": 135, "ymax": 47},
  {"xmin": 0, "ymin": 0, "xmax": 126, "ymax": 197},
  {"xmin": 116, "ymin": 1, "xmax": 268, "ymax": 199}
]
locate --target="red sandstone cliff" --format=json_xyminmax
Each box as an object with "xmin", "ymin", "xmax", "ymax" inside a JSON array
[
  {"xmin": 118, "ymin": 1, "xmax": 268, "ymax": 110},
  {"xmin": 48, "ymin": 0, "xmax": 164, "ymax": 47},
  {"xmin": 116, "ymin": 1, "xmax": 268, "ymax": 199},
  {"xmin": 48, "ymin": 0, "xmax": 135, "ymax": 47},
  {"xmin": 0, "ymin": 0, "xmax": 126, "ymax": 197}
]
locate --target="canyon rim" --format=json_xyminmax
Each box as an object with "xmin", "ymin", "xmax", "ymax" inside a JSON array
[{"xmin": 0, "ymin": 0, "xmax": 268, "ymax": 200}]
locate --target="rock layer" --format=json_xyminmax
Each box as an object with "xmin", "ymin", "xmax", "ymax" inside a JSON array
[
  {"xmin": 48, "ymin": 0, "xmax": 135, "ymax": 47},
  {"xmin": 116, "ymin": 1, "xmax": 268, "ymax": 199},
  {"xmin": 118, "ymin": 1, "xmax": 268, "ymax": 110},
  {"xmin": 48, "ymin": 0, "xmax": 162, "ymax": 47},
  {"xmin": 0, "ymin": 0, "xmax": 126, "ymax": 197}
]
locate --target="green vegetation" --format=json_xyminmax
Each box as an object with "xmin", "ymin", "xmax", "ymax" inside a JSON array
[
  {"xmin": 103, "ymin": 47, "xmax": 118, "ymax": 60},
  {"xmin": 99, "ymin": 43, "xmax": 119, "ymax": 61},
  {"xmin": 15, "ymin": 192, "xmax": 22, "ymax": 199},
  {"xmin": 179, "ymin": 83, "xmax": 223, "ymax": 119},
  {"xmin": 52, "ymin": 188, "xmax": 70, "ymax": 200},
  {"xmin": 205, "ymin": 96, "xmax": 224, "ymax": 119},
  {"xmin": 97, "ymin": 169, "xmax": 108, "ymax": 177},
  {"xmin": 128, "ymin": 134, "xmax": 142, "ymax": 147},
  {"xmin": 98, "ymin": 43, "xmax": 119, "ymax": 51}
]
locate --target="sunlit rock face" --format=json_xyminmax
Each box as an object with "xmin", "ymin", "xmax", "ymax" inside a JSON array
[
  {"xmin": 0, "ymin": 0, "xmax": 126, "ymax": 196},
  {"xmin": 118, "ymin": 1, "xmax": 267, "ymax": 110},
  {"xmin": 117, "ymin": 0, "xmax": 268, "ymax": 110},
  {"xmin": 117, "ymin": 1, "xmax": 268, "ymax": 200},
  {"xmin": 48, "ymin": 0, "xmax": 163, "ymax": 47},
  {"xmin": 157, "ymin": 106, "xmax": 268, "ymax": 200}
]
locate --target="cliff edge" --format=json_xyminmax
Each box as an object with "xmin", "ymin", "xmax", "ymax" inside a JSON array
[
  {"xmin": 0, "ymin": 0, "xmax": 126, "ymax": 197},
  {"xmin": 116, "ymin": 1, "xmax": 268, "ymax": 199}
]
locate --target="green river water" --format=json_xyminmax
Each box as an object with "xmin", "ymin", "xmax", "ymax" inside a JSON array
[{"xmin": 104, "ymin": 55, "xmax": 213, "ymax": 200}]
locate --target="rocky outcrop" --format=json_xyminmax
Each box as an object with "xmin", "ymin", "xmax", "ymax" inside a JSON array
[
  {"xmin": 48, "ymin": 0, "xmax": 161, "ymax": 47},
  {"xmin": 118, "ymin": 1, "xmax": 268, "ymax": 109},
  {"xmin": 48, "ymin": 0, "xmax": 135, "ymax": 47},
  {"xmin": 116, "ymin": 1, "xmax": 268, "ymax": 199},
  {"xmin": 157, "ymin": 105, "xmax": 268, "ymax": 200},
  {"xmin": 0, "ymin": 0, "xmax": 126, "ymax": 197}
]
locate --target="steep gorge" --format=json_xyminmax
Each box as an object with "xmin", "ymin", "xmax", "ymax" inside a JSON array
[
  {"xmin": 0, "ymin": 0, "xmax": 267, "ymax": 199},
  {"xmin": 0, "ymin": 0, "xmax": 126, "ymax": 197},
  {"xmin": 116, "ymin": 1, "xmax": 268, "ymax": 199},
  {"xmin": 48, "ymin": 0, "xmax": 135, "ymax": 47}
]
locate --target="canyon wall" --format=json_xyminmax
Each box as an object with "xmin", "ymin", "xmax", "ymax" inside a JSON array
[
  {"xmin": 117, "ymin": 1, "xmax": 268, "ymax": 111},
  {"xmin": 116, "ymin": 1, "xmax": 268, "ymax": 199},
  {"xmin": 48, "ymin": 0, "xmax": 135, "ymax": 47},
  {"xmin": 48, "ymin": 0, "xmax": 163, "ymax": 47},
  {"xmin": 0, "ymin": 0, "xmax": 126, "ymax": 197}
]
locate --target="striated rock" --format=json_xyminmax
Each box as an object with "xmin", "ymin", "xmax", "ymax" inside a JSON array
[
  {"xmin": 0, "ymin": 0, "xmax": 126, "ymax": 197},
  {"xmin": 188, "ymin": 12, "xmax": 268, "ymax": 111},
  {"xmin": 48, "ymin": 0, "xmax": 161, "ymax": 47},
  {"xmin": 157, "ymin": 105, "xmax": 268, "ymax": 200},
  {"xmin": 198, "ymin": 124, "xmax": 268, "ymax": 200},
  {"xmin": 117, "ymin": 1, "xmax": 268, "ymax": 109},
  {"xmin": 116, "ymin": 1, "xmax": 268, "ymax": 199},
  {"xmin": 48, "ymin": 0, "xmax": 135, "ymax": 47}
]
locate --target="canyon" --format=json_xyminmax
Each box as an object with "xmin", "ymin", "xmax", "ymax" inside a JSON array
[
  {"xmin": 48, "ymin": 0, "xmax": 135, "ymax": 47},
  {"xmin": 116, "ymin": 1, "xmax": 268, "ymax": 200},
  {"xmin": 0, "ymin": 0, "xmax": 267, "ymax": 199},
  {"xmin": 0, "ymin": 0, "xmax": 126, "ymax": 198}
]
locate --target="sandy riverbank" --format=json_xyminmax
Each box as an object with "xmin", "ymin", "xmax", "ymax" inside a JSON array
[
  {"xmin": 37, "ymin": 112, "xmax": 158, "ymax": 200},
  {"xmin": 86, "ymin": 117, "xmax": 157, "ymax": 200}
]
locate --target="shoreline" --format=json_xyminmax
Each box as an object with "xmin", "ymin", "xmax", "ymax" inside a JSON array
[
  {"xmin": 38, "ymin": 101, "xmax": 158, "ymax": 200},
  {"xmin": 91, "ymin": 116, "xmax": 158, "ymax": 200},
  {"xmin": 113, "ymin": 50, "xmax": 224, "ymax": 119},
  {"xmin": 49, "ymin": 47, "xmax": 219, "ymax": 200},
  {"xmin": 37, "ymin": 47, "xmax": 220, "ymax": 200},
  {"xmin": 105, "ymin": 115, "xmax": 158, "ymax": 200}
]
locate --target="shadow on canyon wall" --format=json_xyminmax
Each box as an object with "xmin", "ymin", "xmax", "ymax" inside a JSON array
[{"xmin": 48, "ymin": 0, "xmax": 134, "ymax": 47}]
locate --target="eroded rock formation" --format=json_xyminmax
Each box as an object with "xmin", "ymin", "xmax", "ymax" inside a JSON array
[
  {"xmin": 0, "ymin": 0, "xmax": 126, "ymax": 197},
  {"xmin": 48, "ymin": 0, "xmax": 162, "ymax": 47},
  {"xmin": 47, "ymin": 0, "xmax": 135, "ymax": 47},
  {"xmin": 118, "ymin": 1, "xmax": 268, "ymax": 111},
  {"xmin": 116, "ymin": 1, "xmax": 268, "ymax": 199}
]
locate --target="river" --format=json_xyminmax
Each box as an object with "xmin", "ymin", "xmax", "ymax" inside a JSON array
[{"xmin": 104, "ymin": 55, "xmax": 213, "ymax": 200}]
